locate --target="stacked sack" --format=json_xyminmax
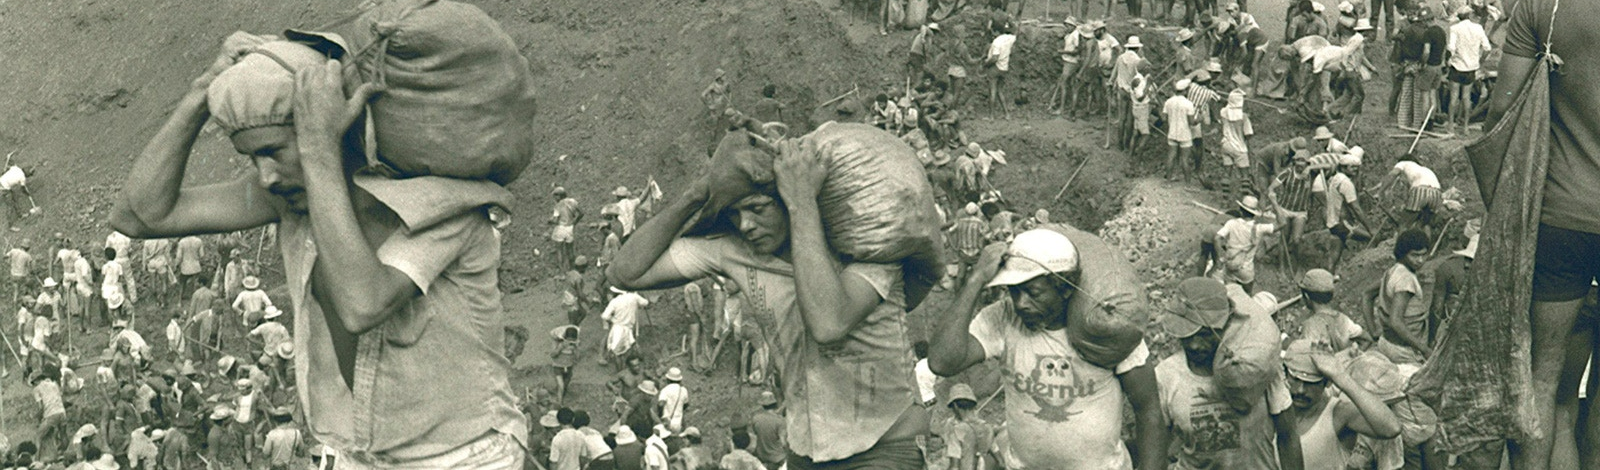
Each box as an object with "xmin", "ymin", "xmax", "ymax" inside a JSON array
[
  {"xmin": 691, "ymin": 121, "xmax": 944, "ymax": 308},
  {"xmin": 308, "ymin": 0, "xmax": 539, "ymax": 185},
  {"xmin": 1215, "ymin": 284, "xmax": 1285, "ymax": 404},
  {"xmin": 1038, "ymin": 223, "xmax": 1150, "ymax": 369}
]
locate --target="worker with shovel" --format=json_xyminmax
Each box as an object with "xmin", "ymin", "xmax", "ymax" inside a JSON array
[{"xmin": 0, "ymin": 159, "xmax": 39, "ymax": 232}]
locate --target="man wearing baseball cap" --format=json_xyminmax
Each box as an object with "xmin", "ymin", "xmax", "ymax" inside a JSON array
[
  {"xmin": 1282, "ymin": 339, "xmax": 1401, "ymax": 469},
  {"xmin": 1292, "ymin": 269, "xmax": 1367, "ymax": 352},
  {"xmin": 1156, "ymin": 277, "xmax": 1303, "ymax": 469},
  {"xmin": 928, "ymin": 229, "xmax": 1164, "ymax": 469},
  {"xmin": 939, "ymin": 383, "xmax": 995, "ymax": 470}
]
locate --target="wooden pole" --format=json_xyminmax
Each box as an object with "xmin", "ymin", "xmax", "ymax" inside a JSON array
[{"xmin": 1053, "ymin": 155, "xmax": 1092, "ymax": 201}]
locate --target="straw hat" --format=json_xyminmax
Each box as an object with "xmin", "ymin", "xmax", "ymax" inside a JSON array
[
  {"xmin": 665, "ymin": 367, "xmax": 683, "ymax": 382},
  {"xmin": 263, "ymin": 306, "xmax": 282, "ymax": 320},
  {"xmin": 539, "ymin": 410, "xmax": 560, "ymax": 428},
  {"xmin": 1175, "ymin": 28, "xmax": 1196, "ymax": 43},
  {"xmin": 242, "ymin": 276, "xmax": 260, "ymax": 290},
  {"xmin": 1125, "ymin": 36, "xmax": 1144, "ymax": 49},
  {"xmin": 615, "ymin": 425, "xmax": 639, "ymax": 445},
  {"xmin": 217, "ymin": 355, "xmax": 237, "ymax": 373},
  {"xmin": 1237, "ymin": 195, "xmax": 1262, "ymax": 216},
  {"xmin": 638, "ymin": 380, "xmax": 659, "ymax": 396},
  {"xmin": 1313, "ymin": 126, "xmax": 1335, "ymax": 140},
  {"xmin": 276, "ymin": 342, "xmax": 295, "ymax": 359},
  {"xmin": 1206, "ymin": 60, "xmax": 1224, "ymax": 73},
  {"xmin": 1354, "ymin": 18, "xmax": 1375, "ymax": 31}
]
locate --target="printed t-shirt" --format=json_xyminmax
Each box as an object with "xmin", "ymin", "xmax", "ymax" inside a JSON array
[
  {"xmin": 968, "ymin": 300, "xmax": 1150, "ymax": 470},
  {"xmin": 665, "ymin": 235, "xmax": 918, "ymax": 462},
  {"xmin": 1504, "ymin": 0, "xmax": 1600, "ymax": 234},
  {"xmin": 1156, "ymin": 355, "xmax": 1292, "ymax": 470}
]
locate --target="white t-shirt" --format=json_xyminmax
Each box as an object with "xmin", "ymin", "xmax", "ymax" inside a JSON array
[
  {"xmin": 657, "ymin": 383, "xmax": 689, "ymax": 429},
  {"xmin": 988, "ymin": 34, "xmax": 1018, "ymax": 71},
  {"xmin": 915, "ymin": 358, "xmax": 938, "ymax": 404},
  {"xmin": 1392, "ymin": 161, "xmax": 1441, "ymax": 189},
  {"xmin": 1446, "ymin": 19, "xmax": 1492, "ymax": 72},
  {"xmin": 105, "ymin": 232, "xmax": 131, "ymax": 259},
  {"xmin": 1157, "ymin": 355, "xmax": 1292, "ymax": 470},
  {"xmin": 969, "ymin": 301, "xmax": 1149, "ymax": 470},
  {"xmin": 0, "ymin": 166, "xmax": 25, "ymax": 191},
  {"xmin": 101, "ymin": 260, "xmax": 123, "ymax": 290}
]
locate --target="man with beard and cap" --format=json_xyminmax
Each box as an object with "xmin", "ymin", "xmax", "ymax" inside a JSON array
[
  {"xmin": 109, "ymin": 32, "xmax": 526, "ymax": 467},
  {"xmin": 1157, "ymin": 277, "xmax": 1303, "ymax": 470},
  {"xmin": 929, "ymin": 230, "xmax": 1166, "ymax": 470},
  {"xmin": 1282, "ymin": 340, "xmax": 1402, "ymax": 470}
]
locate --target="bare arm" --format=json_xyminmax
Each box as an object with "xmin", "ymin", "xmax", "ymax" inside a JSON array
[
  {"xmin": 110, "ymin": 33, "xmax": 281, "ymax": 239},
  {"xmin": 1120, "ymin": 365, "xmax": 1169, "ymax": 470},
  {"xmin": 929, "ymin": 243, "xmax": 1005, "ymax": 377},
  {"xmin": 606, "ymin": 178, "xmax": 709, "ymax": 291},
  {"xmin": 1315, "ymin": 354, "xmax": 1401, "ymax": 439},
  {"xmin": 293, "ymin": 61, "xmax": 408, "ymax": 335},
  {"xmin": 774, "ymin": 138, "xmax": 886, "ymax": 344},
  {"xmin": 1273, "ymin": 407, "xmax": 1305, "ymax": 470}
]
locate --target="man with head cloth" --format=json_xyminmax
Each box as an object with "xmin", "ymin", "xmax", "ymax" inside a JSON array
[{"xmin": 109, "ymin": 31, "xmax": 526, "ymax": 467}]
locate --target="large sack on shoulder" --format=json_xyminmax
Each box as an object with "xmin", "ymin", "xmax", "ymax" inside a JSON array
[
  {"xmin": 333, "ymin": 0, "xmax": 538, "ymax": 185},
  {"xmin": 905, "ymin": 0, "xmax": 929, "ymax": 29},
  {"xmin": 1038, "ymin": 223, "xmax": 1149, "ymax": 369},
  {"xmin": 1216, "ymin": 284, "xmax": 1284, "ymax": 400},
  {"xmin": 692, "ymin": 122, "xmax": 944, "ymax": 308}
]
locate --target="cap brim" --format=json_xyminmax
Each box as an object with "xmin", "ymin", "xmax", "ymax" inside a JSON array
[
  {"xmin": 1161, "ymin": 312, "xmax": 1205, "ymax": 338},
  {"xmin": 986, "ymin": 266, "xmax": 1047, "ymax": 288},
  {"xmin": 1284, "ymin": 364, "xmax": 1324, "ymax": 383}
]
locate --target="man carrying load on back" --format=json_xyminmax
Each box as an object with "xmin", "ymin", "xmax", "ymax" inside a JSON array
[
  {"xmin": 928, "ymin": 230, "xmax": 1167, "ymax": 470},
  {"xmin": 608, "ymin": 137, "xmax": 929, "ymax": 468},
  {"xmin": 109, "ymin": 28, "xmax": 528, "ymax": 468}
]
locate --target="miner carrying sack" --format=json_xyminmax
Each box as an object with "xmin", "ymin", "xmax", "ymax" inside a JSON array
[{"xmin": 108, "ymin": 0, "xmax": 538, "ymax": 467}]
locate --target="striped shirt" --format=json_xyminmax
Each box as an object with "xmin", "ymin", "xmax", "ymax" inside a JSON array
[
  {"xmin": 949, "ymin": 216, "xmax": 990, "ymax": 256},
  {"xmin": 1185, "ymin": 86, "xmax": 1222, "ymax": 127},
  {"xmin": 1275, "ymin": 170, "xmax": 1317, "ymax": 213}
]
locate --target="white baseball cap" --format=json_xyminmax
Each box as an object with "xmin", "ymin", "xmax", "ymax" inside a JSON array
[{"xmin": 987, "ymin": 229, "xmax": 1080, "ymax": 288}]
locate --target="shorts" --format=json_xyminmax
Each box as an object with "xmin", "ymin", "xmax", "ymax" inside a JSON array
[
  {"xmin": 787, "ymin": 438, "xmax": 924, "ymax": 470},
  {"xmin": 947, "ymin": 65, "xmax": 968, "ymax": 79},
  {"xmin": 1403, "ymin": 186, "xmax": 1443, "ymax": 214},
  {"xmin": 1219, "ymin": 147, "xmax": 1250, "ymax": 168},
  {"xmin": 1533, "ymin": 223, "xmax": 1600, "ymax": 302},
  {"xmin": 1169, "ymin": 139, "xmax": 1194, "ymax": 148},
  {"xmin": 1060, "ymin": 60, "xmax": 1080, "ymax": 78},
  {"xmin": 550, "ymin": 224, "xmax": 575, "ymax": 243},
  {"xmin": 1447, "ymin": 68, "xmax": 1477, "ymax": 85}
]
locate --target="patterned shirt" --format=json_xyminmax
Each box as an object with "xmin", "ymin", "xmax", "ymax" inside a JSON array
[{"xmin": 949, "ymin": 216, "xmax": 990, "ymax": 257}]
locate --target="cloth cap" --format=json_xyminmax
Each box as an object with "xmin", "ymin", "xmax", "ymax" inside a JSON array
[
  {"xmin": 1125, "ymin": 36, "xmax": 1144, "ymax": 48},
  {"xmin": 1300, "ymin": 269, "xmax": 1338, "ymax": 293},
  {"xmin": 665, "ymin": 367, "xmax": 683, "ymax": 382},
  {"xmin": 77, "ymin": 424, "xmax": 99, "ymax": 438},
  {"xmin": 1175, "ymin": 79, "xmax": 1192, "ymax": 91},
  {"xmin": 946, "ymin": 383, "xmax": 978, "ymax": 407},
  {"xmin": 235, "ymin": 378, "xmax": 253, "ymax": 389},
  {"xmin": 539, "ymin": 410, "xmax": 560, "ymax": 428},
  {"xmin": 758, "ymin": 390, "xmax": 779, "ymax": 406},
  {"xmin": 988, "ymin": 229, "xmax": 1080, "ymax": 288},
  {"xmin": 1348, "ymin": 352, "xmax": 1407, "ymax": 401},
  {"xmin": 1162, "ymin": 277, "xmax": 1231, "ymax": 337},
  {"xmin": 150, "ymin": 429, "xmax": 167, "ymax": 441},
  {"xmin": 207, "ymin": 39, "xmax": 332, "ymax": 136},
  {"xmin": 1283, "ymin": 339, "xmax": 1326, "ymax": 382},
  {"xmin": 682, "ymin": 426, "xmax": 701, "ymax": 438},
  {"xmin": 639, "ymin": 380, "xmax": 659, "ymax": 395}
]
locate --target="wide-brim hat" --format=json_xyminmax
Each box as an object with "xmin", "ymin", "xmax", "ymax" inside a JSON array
[
  {"xmin": 1077, "ymin": 23, "xmax": 1095, "ymax": 37},
  {"xmin": 681, "ymin": 426, "xmax": 701, "ymax": 438},
  {"xmin": 1175, "ymin": 28, "xmax": 1196, "ymax": 42},
  {"xmin": 1206, "ymin": 60, "xmax": 1224, "ymax": 73},
  {"xmin": 242, "ymin": 276, "xmax": 260, "ymax": 289},
  {"xmin": 758, "ymin": 390, "xmax": 779, "ymax": 406},
  {"xmin": 539, "ymin": 410, "xmax": 560, "ymax": 428},
  {"xmin": 1125, "ymin": 36, "xmax": 1144, "ymax": 49},
  {"xmin": 653, "ymin": 424, "xmax": 672, "ymax": 438},
  {"xmin": 1175, "ymin": 78, "xmax": 1192, "ymax": 91},
  {"xmin": 263, "ymin": 306, "xmax": 283, "ymax": 320},
  {"xmin": 1162, "ymin": 277, "xmax": 1232, "ymax": 338},
  {"xmin": 1313, "ymin": 126, "xmax": 1335, "ymax": 140},
  {"xmin": 612, "ymin": 186, "xmax": 632, "ymax": 198},
  {"xmin": 931, "ymin": 149, "xmax": 953, "ymax": 166},
  {"xmin": 1237, "ymin": 195, "xmax": 1262, "ymax": 216},
  {"xmin": 276, "ymin": 342, "xmax": 295, "ymax": 359},
  {"xmin": 210, "ymin": 406, "xmax": 235, "ymax": 421},
  {"xmin": 665, "ymin": 367, "xmax": 683, "ymax": 382},
  {"xmin": 42, "ymin": 277, "xmax": 57, "ymax": 288},
  {"xmin": 639, "ymin": 380, "xmax": 659, "ymax": 395},
  {"xmin": 1354, "ymin": 18, "xmax": 1375, "ymax": 31},
  {"xmin": 615, "ymin": 425, "xmax": 639, "ymax": 444},
  {"xmin": 217, "ymin": 355, "xmax": 237, "ymax": 372}
]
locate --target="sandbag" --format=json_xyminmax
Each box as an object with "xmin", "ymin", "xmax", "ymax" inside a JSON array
[
  {"xmin": 1216, "ymin": 284, "xmax": 1284, "ymax": 401},
  {"xmin": 904, "ymin": 0, "xmax": 929, "ymax": 29},
  {"xmin": 692, "ymin": 122, "xmax": 945, "ymax": 309},
  {"xmin": 337, "ymin": 0, "xmax": 538, "ymax": 185},
  {"xmin": 1038, "ymin": 223, "xmax": 1149, "ymax": 369},
  {"xmin": 887, "ymin": 0, "xmax": 906, "ymax": 29}
]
